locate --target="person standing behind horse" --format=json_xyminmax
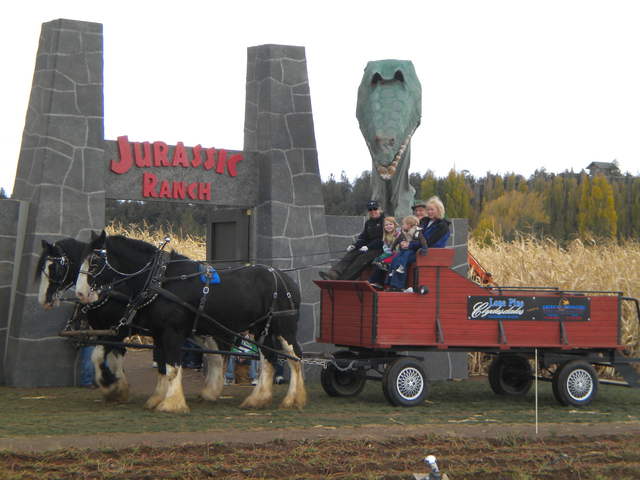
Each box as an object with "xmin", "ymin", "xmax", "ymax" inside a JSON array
[
  {"xmin": 387, "ymin": 196, "xmax": 451, "ymax": 291},
  {"xmin": 319, "ymin": 200, "xmax": 384, "ymax": 280}
]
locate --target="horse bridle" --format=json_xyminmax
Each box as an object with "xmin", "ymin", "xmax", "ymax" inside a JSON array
[
  {"xmin": 81, "ymin": 247, "xmax": 154, "ymax": 296},
  {"xmin": 41, "ymin": 254, "xmax": 73, "ymax": 299}
]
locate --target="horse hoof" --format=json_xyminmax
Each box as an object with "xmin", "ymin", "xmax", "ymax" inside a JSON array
[
  {"xmin": 200, "ymin": 390, "xmax": 220, "ymax": 402},
  {"xmin": 104, "ymin": 389, "xmax": 129, "ymax": 403},
  {"xmin": 240, "ymin": 397, "xmax": 271, "ymax": 409},
  {"xmin": 103, "ymin": 382, "xmax": 129, "ymax": 403},
  {"xmin": 144, "ymin": 396, "xmax": 162, "ymax": 410},
  {"xmin": 156, "ymin": 401, "xmax": 190, "ymax": 414},
  {"xmin": 279, "ymin": 398, "xmax": 305, "ymax": 410}
]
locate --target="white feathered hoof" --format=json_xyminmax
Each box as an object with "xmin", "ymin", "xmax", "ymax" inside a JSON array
[
  {"xmin": 155, "ymin": 397, "xmax": 190, "ymax": 414},
  {"xmin": 103, "ymin": 380, "xmax": 129, "ymax": 403},
  {"xmin": 240, "ymin": 393, "xmax": 272, "ymax": 409},
  {"xmin": 279, "ymin": 388, "xmax": 307, "ymax": 410},
  {"xmin": 199, "ymin": 387, "xmax": 221, "ymax": 402},
  {"xmin": 144, "ymin": 395, "xmax": 163, "ymax": 410}
]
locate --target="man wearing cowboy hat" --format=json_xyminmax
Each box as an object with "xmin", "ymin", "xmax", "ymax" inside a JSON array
[{"xmin": 411, "ymin": 200, "xmax": 427, "ymax": 221}]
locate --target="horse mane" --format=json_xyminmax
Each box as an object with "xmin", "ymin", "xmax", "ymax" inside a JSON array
[
  {"xmin": 106, "ymin": 235, "xmax": 190, "ymax": 264},
  {"xmin": 107, "ymin": 235, "xmax": 158, "ymax": 255}
]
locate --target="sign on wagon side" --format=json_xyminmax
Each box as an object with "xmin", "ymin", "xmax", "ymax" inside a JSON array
[{"xmin": 467, "ymin": 296, "xmax": 590, "ymax": 321}]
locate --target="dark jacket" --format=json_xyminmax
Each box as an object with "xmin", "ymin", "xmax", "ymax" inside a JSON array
[
  {"xmin": 353, "ymin": 216, "xmax": 384, "ymax": 250},
  {"xmin": 409, "ymin": 217, "xmax": 451, "ymax": 250}
]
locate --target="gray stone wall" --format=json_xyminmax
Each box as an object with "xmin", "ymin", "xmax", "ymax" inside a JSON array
[
  {"xmin": 0, "ymin": 200, "xmax": 29, "ymax": 384},
  {"xmin": 4, "ymin": 19, "xmax": 105, "ymax": 386},
  {"xmin": 244, "ymin": 45, "xmax": 330, "ymax": 352}
]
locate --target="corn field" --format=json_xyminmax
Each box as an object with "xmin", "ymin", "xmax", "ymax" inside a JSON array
[
  {"xmin": 107, "ymin": 223, "xmax": 640, "ymax": 376},
  {"xmin": 469, "ymin": 235, "xmax": 640, "ymax": 376}
]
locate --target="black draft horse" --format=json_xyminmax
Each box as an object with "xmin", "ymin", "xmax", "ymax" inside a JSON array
[
  {"xmin": 36, "ymin": 238, "xmax": 130, "ymax": 401},
  {"xmin": 37, "ymin": 238, "xmax": 242, "ymax": 404},
  {"xmin": 75, "ymin": 231, "xmax": 307, "ymax": 413}
]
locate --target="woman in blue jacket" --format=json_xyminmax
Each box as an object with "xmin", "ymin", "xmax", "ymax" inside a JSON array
[{"xmin": 387, "ymin": 196, "xmax": 451, "ymax": 291}]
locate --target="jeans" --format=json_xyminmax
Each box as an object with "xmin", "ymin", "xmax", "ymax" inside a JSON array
[
  {"xmin": 79, "ymin": 346, "xmax": 95, "ymax": 386},
  {"xmin": 388, "ymin": 249, "xmax": 416, "ymax": 289},
  {"xmin": 225, "ymin": 356, "xmax": 258, "ymax": 381}
]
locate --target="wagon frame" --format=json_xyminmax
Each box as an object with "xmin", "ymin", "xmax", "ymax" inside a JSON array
[{"xmin": 315, "ymin": 249, "xmax": 640, "ymax": 407}]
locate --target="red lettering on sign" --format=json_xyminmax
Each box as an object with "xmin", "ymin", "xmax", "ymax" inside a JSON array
[
  {"xmin": 204, "ymin": 148, "xmax": 216, "ymax": 170},
  {"xmin": 172, "ymin": 182, "xmax": 186, "ymax": 199},
  {"xmin": 158, "ymin": 180, "xmax": 172, "ymax": 198},
  {"xmin": 198, "ymin": 183, "xmax": 211, "ymax": 201},
  {"xmin": 187, "ymin": 182, "xmax": 198, "ymax": 200},
  {"xmin": 134, "ymin": 142, "xmax": 151, "ymax": 168},
  {"xmin": 216, "ymin": 149, "xmax": 227, "ymax": 174},
  {"xmin": 191, "ymin": 145, "xmax": 202, "ymax": 168},
  {"xmin": 153, "ymin": 142, "xmax": 170, "ymax": 167},
  {"xmin": 227, "ymin": 153, "xmax": 243, "ymax": 177},
  {"xmin": 111, "ymin": 136, "xmax": 132, "ymax": 174},
  {"xmin": 142, "ymin": 172, "xmax": 158, "ymax": 198},
  {"xmin": 172, "ymin": 142, "xmax": 189, "ymax": 168}
]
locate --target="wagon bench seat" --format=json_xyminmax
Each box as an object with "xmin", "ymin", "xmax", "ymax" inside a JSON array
[{"xmin": 315, "ymin": 249, "xmax": 624, "ymax": 351}]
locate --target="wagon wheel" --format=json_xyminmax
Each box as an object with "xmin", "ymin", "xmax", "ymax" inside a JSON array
[
  {"xmin": 320, "ymin": 364, "xmax": 366, "ymax": 397},
  {"xmin": 382, "ymin": 357, "xmax": 428, "ymax": 407},
  {"xmin": 488, "ymin": 354, "xmax": 533, "ymax": 396},
  {"xmin": 552, "ymin": 360, "xmax": 598, "ymax": 406},
  {"xmin": 320, "ymin": 351, "xmax": 366, "ymax": 397}
]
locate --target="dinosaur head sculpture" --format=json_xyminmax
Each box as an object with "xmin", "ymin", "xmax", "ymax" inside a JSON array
[{"xmin": 356, "ymin": 60, "xmax": 422, "ymax": 181}]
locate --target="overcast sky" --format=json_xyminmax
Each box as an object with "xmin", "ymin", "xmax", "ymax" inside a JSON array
[{"xmin": 2, "ymin": 0, "xmax": 640, "ymax": 194}]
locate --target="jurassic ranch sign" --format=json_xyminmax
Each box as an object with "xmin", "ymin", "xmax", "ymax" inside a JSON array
[{"xmin": 104, "ymin": 136, "xmax": 258, "ymax": 205}]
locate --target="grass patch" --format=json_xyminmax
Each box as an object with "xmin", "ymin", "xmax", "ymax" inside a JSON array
[{"xmin": 1, "ymin": 377, "xmax": 639, "ymax": 438}]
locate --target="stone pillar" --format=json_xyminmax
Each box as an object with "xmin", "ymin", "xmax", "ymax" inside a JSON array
[
  {"xmin": 0, "ymin": 200, "xmax": 29, "ymax": 384},
  {"xmin": 244, "ymin": 45, "xmax": 330, "ymax": 351},
  {"xmin": 4, "ymin": 19, "xmax": 105, "ymax": 386}
]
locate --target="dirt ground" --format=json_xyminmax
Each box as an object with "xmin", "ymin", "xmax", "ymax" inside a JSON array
[{"xmin": 2, "ymin": 349, "xmax": 640, "ymax": 454}]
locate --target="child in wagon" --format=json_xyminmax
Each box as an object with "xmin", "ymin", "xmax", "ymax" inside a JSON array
[
  {"xmin": 367, "ymin": 216, "xmax": 400, "ymax": 288},
  {"xmin": 368, "ymin": 215, "xmax": 420, "ymax": 289}
]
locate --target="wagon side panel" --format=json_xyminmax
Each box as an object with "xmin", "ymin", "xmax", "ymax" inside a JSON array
[
  {"xmin": 316, "ymin": 283, "xmax": 376, "ymax": 348},
  {"xmin": 436, "ymin": 268, "xmax": 502, "ymax": 347}
]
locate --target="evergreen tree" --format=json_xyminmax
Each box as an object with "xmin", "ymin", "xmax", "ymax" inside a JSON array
[
  {"xmin": 564, "ymin": 175, "xmax": 580, "ymax": 240},
  {"xmin": 548, "ymin": 175, "xmax": 566, "ymax": 240},
  {"xmin": 322, "ymin": 172, "xmax": 352, "ymax": 215},
  {"xmin": 351, "ymin": 171, "xmax": 372, "ymax": 214}
]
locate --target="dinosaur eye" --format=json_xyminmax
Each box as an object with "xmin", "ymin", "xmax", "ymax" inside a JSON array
[
  {"xmin": 394, "ymin": 70, "xmax": 404, "ymax": 82},
  {"xmin": 371, "ymin": 73, "xmax": 383, "ymax": 85}
]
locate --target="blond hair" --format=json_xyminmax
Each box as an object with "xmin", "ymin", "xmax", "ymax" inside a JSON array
[
  {"xmin": 383, "ymin": 216, "xmax": 399, "ymax": 245},
  {"xmin": 426, "ymin": 196, "xmax": 445, "ymax": 219},
  {"xmin": 402, "ymin": 215, "xmax": 419, "ymax": 228}
]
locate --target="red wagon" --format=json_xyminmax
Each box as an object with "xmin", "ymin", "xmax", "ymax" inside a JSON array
[{"xmin": 315, "ymin": 249, "xmax": 640, "ymax": 407}]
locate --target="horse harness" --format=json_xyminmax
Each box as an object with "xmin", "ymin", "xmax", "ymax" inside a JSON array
[{"xmin": 85, "ymin": 245, "xmax": 299, "ymax": 356}]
